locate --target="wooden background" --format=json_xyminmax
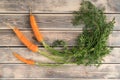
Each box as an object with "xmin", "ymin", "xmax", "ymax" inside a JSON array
[{"xmin": 0, "ymin": 0, "xmax": 120, "ymax": 79}]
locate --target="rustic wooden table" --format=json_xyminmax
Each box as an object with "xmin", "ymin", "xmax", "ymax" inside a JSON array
[{"xmin": 0, "ymin": 0, "xmax": 120, "ymax": 79}]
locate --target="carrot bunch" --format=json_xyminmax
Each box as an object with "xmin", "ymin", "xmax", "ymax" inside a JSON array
[
  {"xmin": 5, "ymin": 23, "xmax": 63, "ymax": 63},
  {"xmin": 4, "ymin": 8, "xmax": 65, "ymax": 66}
]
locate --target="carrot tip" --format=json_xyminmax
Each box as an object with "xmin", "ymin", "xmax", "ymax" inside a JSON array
[{"xmin": 3, "ymin": 22, "xmax": 14, "ymax": 29}]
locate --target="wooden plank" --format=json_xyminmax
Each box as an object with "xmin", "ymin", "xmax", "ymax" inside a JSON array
[
  {"xmin": 109, "ymin": 31, "xmax": 120, "ymax": 46},
  {"xmin": 0, "ymin": 47, "xmax": 120, "ymax": 63},
  {"xmin": 0, "ymin": 14, "xmax": 119, "ymax": 30},
  {"xmin": 0, "ymin": 0, "xmax": 120, "ymax": 13},
  {"xmin": 0, "ymin": 31, "xmax": 79, "ymax": 46},
  {"xmin": 107, "ymin": 0, "xmax": 120, "ymax": 13},
  {"xmin": 108, "ymin": 14, "xmax": 120, "ymax": 30},
  {"xmin": 0, "ymin": 31, "xmax": 119, "ymax": 47},
  {"xmin": 0, "ymin": 14, "xmax": 120, "ymax": 30},
  {"xmin": 0, "ymin": 14, "xmax": 78, "ymax": 30},
  {"xmin": 0, "ymin": 64, "xmax": 120, "ymax": 79},
  {"xmin": 0, "ymin": 48, "xmax": 54, "ymax": 63}
]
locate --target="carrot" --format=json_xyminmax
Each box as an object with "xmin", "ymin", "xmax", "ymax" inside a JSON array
[
  {"xmin": 5, "ymin": 23, "xmax": 39, "ymax": 52},
  {"xmin": 13, "ymin": 52, "xmax": 35, "ymax": 65},
  {"xmin": 30, "ymin": 9, "xmax": 43, "ymax": 42},
  {"xmin": 29, "ymin": 8, "xmax": 54, "ymax": 50},
  {"xmin": 29, "ymin": 8, "xmax": 49, "ymax": 48}
]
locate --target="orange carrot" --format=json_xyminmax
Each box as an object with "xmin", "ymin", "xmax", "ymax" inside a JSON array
[
  {"xmin": 29, "ymin": 8, "xmax": 52, "ymax": 49},
  {"xmin": 13, "ymin": 52, "xmax": 35, "ymax": 65},
  {"xmin": 30, "ymin": 11, "xmax": 43, "ymax": 42},
  {"xmin": 5, "ymin": 23, "xmax": 39, "ymax": 52}
]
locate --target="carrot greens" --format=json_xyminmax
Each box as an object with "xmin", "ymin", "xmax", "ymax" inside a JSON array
[
  {"xmin": 70, "ymin": 1, "xmax": 115, "ymax": 66},
  {"xmin": 51, "ymin": 1, "xmax": 115, "ymax": 66}
]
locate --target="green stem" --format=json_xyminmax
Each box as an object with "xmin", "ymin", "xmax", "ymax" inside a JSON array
[
  {"xmin": 38, "ymin": 49, "xmax": 64, "ymax": 63},
  {"xmin": 42, "ymin": 41, "xmax": 48, "ymax": 49},
  {"xmin": 35, "ymin": 62, "xmax": 76, "ymax": 66},
  {"xmin": 42, "ymin": 41, "xmax": 63, "ymax": 56}
]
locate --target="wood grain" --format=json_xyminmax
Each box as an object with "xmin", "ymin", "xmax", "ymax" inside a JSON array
[
  {"xmin": 0, "ymin": 0, "xmax": 120, "ymax": 13},
  {"xmin": 0, "ymin": 0, "xmax": 120, "ymax": 79},
  {"xmin": 0, "ymin": 31, "xmax": 80, "ymax": 46},
  {"xmin": 0, "ymin": 14, "xmax": 119, "ymax": 30},
  {"xmin": 0, "ymin": 64, "xmax": 120, "ymax": 79},
  {"xmin": 0, "ymin": 48, "xmax": 120, "ymax": 63},
  {"xmin": 0, "ymin": 31, "xmax": 119, "ymax": 47}
]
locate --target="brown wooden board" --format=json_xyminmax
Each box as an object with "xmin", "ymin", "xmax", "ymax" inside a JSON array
[
  {"xmin": 0, "ymin": 31, "xmax": 119, "ymax": 47},
  {"xmin": 0, "ymin": 48, "xmax": 120, "ymax": 64},
  {"xmin": 0, "ymin": 0, "xmax": 120, "ymax": 13},
  {"xmin": 0, "ymin": 14, "xmax": 119, "ymax": 30},
  {"xmin": 0, "ymin": 64, "xmax": 120, "ymax": 79}
]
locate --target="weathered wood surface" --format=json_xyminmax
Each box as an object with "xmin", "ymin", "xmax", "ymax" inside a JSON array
[
  {"xmin": 0, "ymin": 0, "xmax": 120, "ymax": 79},
  {"xmin": 0, "ymin": 64, "xmax": 120, "ymax": 79},
  {"xmin": 0, "ymin": 31, "xmax": 119, "ymax": 47},
  {"xmin": 0, "ymin": 48, "xmax": 120, "ymax": 63},
  {"xmin": 0, "ymin": 14, "xmax": 119, "ymax": 30},
  {"xmin": 0, "ymin": 0, "xmax": 120, "ymax": 13}
]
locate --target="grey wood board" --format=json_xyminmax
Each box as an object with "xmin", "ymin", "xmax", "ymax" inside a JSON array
[
  {"xmin": 0, "ymin": 31, "xmax": 80, "ymax": 46},
  {"xmin": 0, "ymin": 14, "xmax": 119, "ymax": 30},
  {"xmin": 0, "ymin": 64, "xmax": 120, "ymax": 79},
  {"xmin": 0, "ymin": 0, "xmax": 119, "ymax": 13},
  {"xmin": 0, "ymin": 48, "xmax": 120, "ymax": 63},
  {"xmin": 0, "ymin": 31, "xmax": 119, "ymax": 47}
]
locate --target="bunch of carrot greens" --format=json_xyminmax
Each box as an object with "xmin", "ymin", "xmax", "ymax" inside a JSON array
[
  {"xmin": 71, "ymin": 1, "xmax": 115, "ymax": 66},
  {"xmin": 5, "ymin": 1, "xmax": 115, "ymax": 66},
  {"xmin": 50, "ymin": 1, "xmax": 115, "ymax": 66}
]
